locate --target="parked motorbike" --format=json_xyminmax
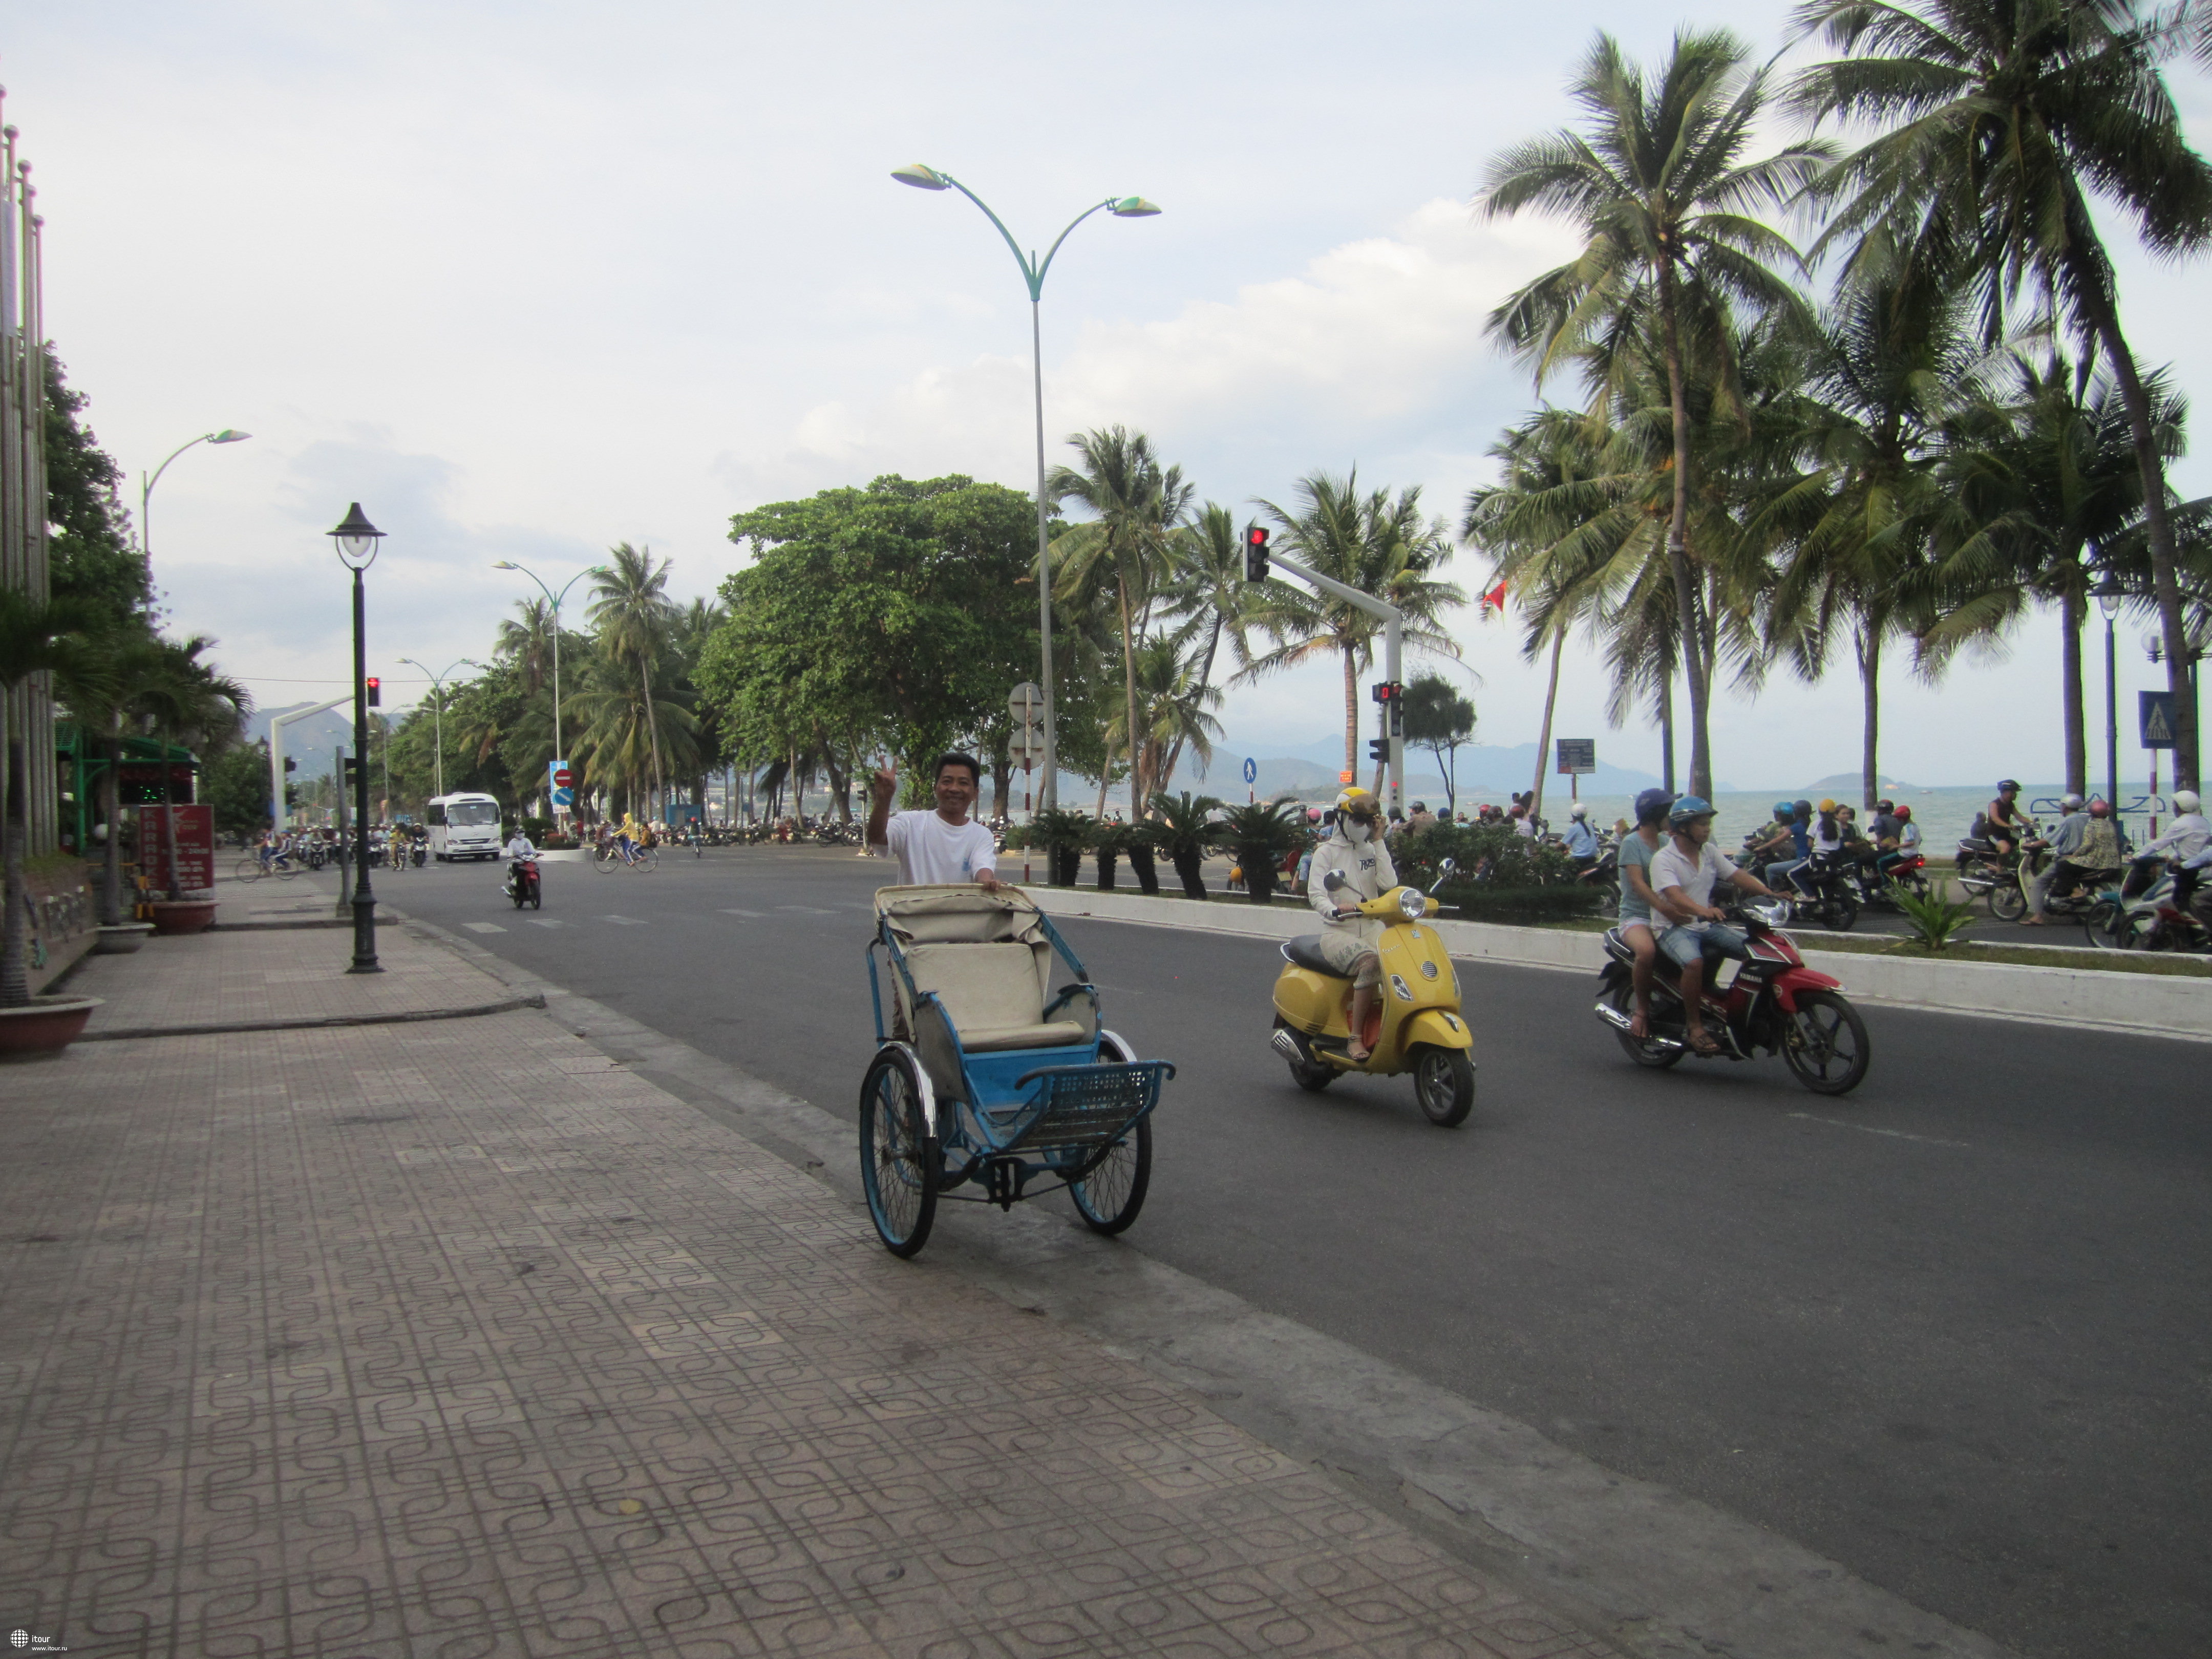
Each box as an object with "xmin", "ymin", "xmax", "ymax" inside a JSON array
[
  {"xmin": 1269, "ymin": 860, "xmax": 1475, "ymax": 1126},
  {"xmin": 506, "ymin": 857, "xmax": 542, "ymax": 910},
  {"xmin": 1593, "ymin": 898, "xmax": 1871, "ymax": 1095}
]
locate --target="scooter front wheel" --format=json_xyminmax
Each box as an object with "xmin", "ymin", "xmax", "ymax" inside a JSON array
[
  {"xmin": 1781, "ymin": 990, "xmax": 1870, "ymax": 1096},
  {"xmin": 1410, "ymin": 1044, "xmax": 1474, "ymax": 1127}
]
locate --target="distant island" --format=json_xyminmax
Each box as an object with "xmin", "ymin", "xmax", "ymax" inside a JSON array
[{"xmin": 1802, "ymin": 773, "xmax": 1915, "ymax": 793}]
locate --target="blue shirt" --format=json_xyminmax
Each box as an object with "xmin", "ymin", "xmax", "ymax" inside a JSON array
[{"xmin": 1564, "ymin": 820, "xmax": 1599, "ymax": 858}]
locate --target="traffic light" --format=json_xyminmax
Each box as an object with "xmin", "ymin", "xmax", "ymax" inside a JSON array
[
  {"xmin": 1367, "ymin": 736, "xmax": 1389, "ymax": 763},
  {"xmin": 1371, "ymin": 679, "xmax": 1405, "ymax": 735},
  {"xmin": 1243, "ymin": 523, "xmax": 1270, "ymax": 581},
  {"xmin": 365, "ymin": 676, "xmax": 381, "ymax": 707},
  {"xmin": 284, "ymin": 756, "xmax": 297, "ymax": 773}
]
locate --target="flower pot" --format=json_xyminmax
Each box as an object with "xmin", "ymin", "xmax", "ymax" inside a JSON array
[
  {"xmin": 94, "ymin": 923, "xmax": 156, "ymax": 954},
  {"xmin": 147, "ymin": 900, "xmax": 218, "ymax": 935},
  {"xmin": 0, "ymin": 995, "xmax": 103, "ymax": 1057}
]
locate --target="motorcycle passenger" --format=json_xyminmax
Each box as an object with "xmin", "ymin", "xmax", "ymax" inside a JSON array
[
  {"xmin": 1746, "ymin": 802, "xmax": 1796, "ymax": 875},
  {"xmin": 1985, "ymin": 779, "xmax": 2030, "ymax": 860},
  {"xmin": 2029, "ymin": 799, "xmax": 2122, "ymax": 921},
  {"xmin": 1308, "ymin": 788, "xmax": 1395, "ymax": 1062},
  {"xmin": 2024, "ymin": 795, "xmax": 2088, "ymax": 921},
  {"xmin": 2137, "ymin": 791, "xmax": 2210, "ymax": 914},
  {"xmin": 1651, "ymin": 797, "xmax": 1784, "ymax": 1055},
  {"xmin": 1790, "ymin": 801, "xmax": 1845, "ymax": 898},
  {"xmin": 1766, "ymin": 800, "xmax": 1815, "ymax": 894},
  {"xmin": 1616, "ymin": 788, "xmax": 1688, "ymax": 1040},
  {"xmin": 1562, "ymin": 802, "xmax": 1600, "ymax": 869}
]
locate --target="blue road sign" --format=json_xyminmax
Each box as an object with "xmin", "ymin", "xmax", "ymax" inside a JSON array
[
  {"xmin": 1243, "ymin": 756, "xmax": 1258, "ymax": 784},
  {"xmin": 2140, "ymin": 690, "xmax": 2178, "ymax": 749}
]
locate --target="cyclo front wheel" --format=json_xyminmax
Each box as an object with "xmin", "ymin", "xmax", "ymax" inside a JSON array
[
  {"xmin": 1072, "ymin": 1031, "xmax": 1153, "ymax": 1233},
  {"xmin": 859, "ymin": 1048, "xmax": 938, "ymax": 1257}
]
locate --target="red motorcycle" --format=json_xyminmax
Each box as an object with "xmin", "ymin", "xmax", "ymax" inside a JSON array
[
  {"xmin": 506, "ymin": 857, "xmax": 542, "ymax": 910},
  {"xmin": 1594, "ymin": 900, "xmax": 1870, "ymax": 1095}
]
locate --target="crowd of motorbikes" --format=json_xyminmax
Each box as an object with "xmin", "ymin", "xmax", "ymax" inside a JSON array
[{"xmin": 1954, "ymin": 799, "xmax": 2211, "ymax": 953}]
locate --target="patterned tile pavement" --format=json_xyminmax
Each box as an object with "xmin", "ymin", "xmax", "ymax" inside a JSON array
[{"xmin": 1, "ymin": 922, "xmax": 1612, "ymax": 1658}]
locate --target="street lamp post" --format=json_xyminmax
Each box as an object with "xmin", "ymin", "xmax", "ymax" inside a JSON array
[
  {"xmin": 397, "ymin": 656, "xmax": 484, "ymax": 800},
  {"xmin": 890, "ymin": 163, "xmax": 1160, "ymax": 812},
  {"xmin": 493, "ymin": 562, "xmax": 604, "ymax": 821},
  {"xmin": 141, "ymin": 429, "xmax": 249, "ymax": 556},
  {"xmin": 2095, "ymin": 574, "xmax": 2123, "ymax": 815},
  {"xmin": 330, "ymin": 503, "xmax": 385, "ymax": 973}
]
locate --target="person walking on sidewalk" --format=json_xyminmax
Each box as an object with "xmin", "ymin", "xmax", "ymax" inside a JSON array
[{"xmin": 866, "ymin": 753, "xmax": 1002, "ymax": 892}]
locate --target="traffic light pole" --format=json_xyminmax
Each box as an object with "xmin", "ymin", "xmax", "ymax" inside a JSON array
[{"xmin": 1263, "ymin": 551, "xmax": 1405, "ymax": 816}]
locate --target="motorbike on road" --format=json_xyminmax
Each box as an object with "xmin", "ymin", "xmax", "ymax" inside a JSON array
[
  {"xmin": 506, "ymin": 857, "xmax": 542, "ymax": 910},
  {"xmin": 1269, "ymin": 859, "xmax": 1476, "ymax": 1126},
  {"xmin": 1593, "ymin": 899, "xmax": 1871, "ymax": 1095},
  {"xmin": 1785, "ymin": 856, "xmax": 1862, "ymax": 931}
]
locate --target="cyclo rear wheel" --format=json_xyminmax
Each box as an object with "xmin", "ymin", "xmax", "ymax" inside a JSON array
[{"xmin": 859, "ymin": 1048, "xmax": 938, "ymax": 1257}]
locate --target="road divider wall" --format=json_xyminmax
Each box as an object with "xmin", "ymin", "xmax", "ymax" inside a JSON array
[{"xmin": 1020, "ymin": 885, "xmax": 2210, "ymax": 1043}]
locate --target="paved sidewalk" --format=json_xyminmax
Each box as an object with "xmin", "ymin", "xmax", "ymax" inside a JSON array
[{"xmin": 2, "ymin": 919, "xmax": 1611, "ymax": 1658}]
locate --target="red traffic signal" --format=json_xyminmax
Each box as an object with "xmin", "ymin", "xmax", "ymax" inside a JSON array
[
  {"xmin": 365, "ymin": 676, "xmax": 381, "ymax": 707},
  {"xmin": 1371, "ymin": 680, "xmax": 1402, "ymax": 704},
  {"xmin": 1243, "ymin": 523, "xmax": 1271, "ymax": 581}
]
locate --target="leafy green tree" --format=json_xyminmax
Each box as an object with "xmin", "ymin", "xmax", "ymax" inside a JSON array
[
  {"xmin": 204, "ymin": 739, "xmax": 272, "ymax": 835},
  {"xmin": 1791, "ymin": 0, "xmax": 2212, "ymax": 786},
  {"xmin": 42, "ymin": 355, "xmax": 151, "ymax": 626},
  {"xmin": 1401, "ymin": 673, "xmax": 1476, "ymax": 814},
  {"xmin": 1481, "ymin": 28, "xmax": 1826, "ymax": 799}
]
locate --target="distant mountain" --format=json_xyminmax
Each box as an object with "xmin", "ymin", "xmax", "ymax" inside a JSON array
[{"xmin": 1802, "ymin": 773, "xmax": 1914, "ymax": 794}]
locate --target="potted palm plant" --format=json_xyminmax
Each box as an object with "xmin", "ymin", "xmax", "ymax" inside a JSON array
[
  {"xmin": 1215, "ymin": 797, "xmax": 1304, "ymax": 905},
  {"xmin": 1150, "ymin": 790, "xmax": 1223, "ymax": 900},
  {"xmin": 1122, "ymin": 818, "xmax": 1163, "ymax": 895},
  {"xmin": 1030, "ymin": 806, "xmax": 1091, "ymax": 888},
  {"xmin": 1088, "ymin": 818, "xmax": 1128, "ymax": 891},
  {"xmin": 0, "ymin": 592, "xmax": 104, "ymax": 1055}
]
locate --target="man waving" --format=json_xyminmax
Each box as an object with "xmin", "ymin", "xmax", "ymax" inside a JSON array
[{"xmin": 866, "ymin": 753, "xmax": 1003, "ymax": 892}]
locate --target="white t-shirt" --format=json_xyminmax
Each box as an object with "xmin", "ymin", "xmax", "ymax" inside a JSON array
[
  {"xmin": 1649, "ymin": 840, "xmax": 1738, "ymax": 928},
  {"xmin": 885, "ymin": 810, "xmax": 996, "ymax": 886}
]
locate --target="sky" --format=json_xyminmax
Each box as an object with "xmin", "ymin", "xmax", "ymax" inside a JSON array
[{"xmin": 9, "ymin": 0, "xmax": 2210, "ymax": 791}]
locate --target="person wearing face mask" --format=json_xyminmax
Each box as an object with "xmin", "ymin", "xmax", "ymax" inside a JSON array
[{"xmin": 1306, "ymin": 787, "xmax": 1396, "ymax": 1061}]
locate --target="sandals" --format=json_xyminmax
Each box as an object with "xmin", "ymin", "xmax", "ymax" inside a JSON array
[{"xmin": 1685, "ymin": 1027, "xmax": 1723, "ymax": 1056}]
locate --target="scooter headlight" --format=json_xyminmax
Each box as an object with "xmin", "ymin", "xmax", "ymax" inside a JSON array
[{"xmin": 1398, "ymin": 887, "xmax": 1427, "ymax": 921}]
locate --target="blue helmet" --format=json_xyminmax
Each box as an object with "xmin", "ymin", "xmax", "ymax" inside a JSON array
[
  {"xmin": 1668, "ymin": 795, "xmax": 1717, "ymax": 827},
  {"xmin": 1633, "ymin": 788, "xmax": 1674, "ymax": 825},
  {"xmin": 1772, "ymin": 800, "xmax": 1794, "ymax": 820}
]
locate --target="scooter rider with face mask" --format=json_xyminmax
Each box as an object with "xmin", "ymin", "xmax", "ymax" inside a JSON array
[{"xmin": 1308, "ymin": 788, "xmax": 1396, "ymax": 1062}]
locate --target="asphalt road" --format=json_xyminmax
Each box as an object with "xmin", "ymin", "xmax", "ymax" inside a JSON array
[{"xmin": 386, "ymin": 847, "xmax": 2210, "ymax": 1659}]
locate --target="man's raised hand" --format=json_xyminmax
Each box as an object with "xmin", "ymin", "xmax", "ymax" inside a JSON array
[{"xmin": 871, "ymin": 763, "xmax": 897, "ymax": 800}]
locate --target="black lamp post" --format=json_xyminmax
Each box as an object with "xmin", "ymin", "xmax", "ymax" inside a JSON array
[
  {"xmin": 2093, "ymin": 572, "xmax": 2124, "ymax": 815},
  {"xmin": 329, "ymin": 503, "xmax": 385, "ymax": 973}
]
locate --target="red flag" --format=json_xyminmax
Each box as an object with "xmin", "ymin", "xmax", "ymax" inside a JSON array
[{"xmin": 1481, "ymin": 580, "xmax": 1507, "ymax": 613}]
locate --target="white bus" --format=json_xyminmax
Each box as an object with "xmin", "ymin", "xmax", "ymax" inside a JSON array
[{"xmin": 427, "ymin": 793, "xmax": 503, "ymax": 861}]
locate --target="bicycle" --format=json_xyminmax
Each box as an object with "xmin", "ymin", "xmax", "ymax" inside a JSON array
[
  {"xmin": 235, "ymin": 854, "xmax": 299, "ymax": 882},
  {"xmin": 592, "ymin": 840, "xmax": 659, "ymax": 873}
]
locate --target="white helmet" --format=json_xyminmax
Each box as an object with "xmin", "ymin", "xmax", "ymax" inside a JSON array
[
  {"xmin": 2061, "ymin": 793, "xmax": 2085, "ymax": 812},
  {"xmin": 1569, "ymin": 802, "xmax": 1588, "ymax": 819},
  {"xmin": 2175, "ymin": 789, "xmax": 2202, "ymax": 814}
]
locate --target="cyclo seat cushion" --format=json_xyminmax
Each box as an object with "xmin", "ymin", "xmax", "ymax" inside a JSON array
[
  {"xmin": 1282, "ymin": 934, "xmax": 1349, "ymax": 978},
  {"xmin": 876, "ymin": 885, "xmax": 1094, "ymax": 1054}
]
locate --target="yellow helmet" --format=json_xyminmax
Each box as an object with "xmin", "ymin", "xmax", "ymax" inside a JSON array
[
  {"xmin": 1818, "ymin": 798, "xmax": 1837, "ymax": 814},
  {"xmin": 1335, "ymin": 786, "xmax": 1376, "ymax": 814}
]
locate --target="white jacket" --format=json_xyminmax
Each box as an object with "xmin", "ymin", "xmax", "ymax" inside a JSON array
[{"xmin": 1307, "ymin": 828, "xmax": 1397, "ymax": 950}]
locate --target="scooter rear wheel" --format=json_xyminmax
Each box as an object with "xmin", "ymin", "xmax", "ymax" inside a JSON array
[
  {"xmin": 1605, "ymin": 981, "xmax": 1685, "ymax": 1069},
  {"xmin": 1411, "ymin": 1045, "xmax": 1475, "ymax": 1127}
]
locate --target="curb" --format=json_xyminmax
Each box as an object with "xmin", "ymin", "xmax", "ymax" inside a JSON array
[
  {"xmin": 1020, "ymin": 885, "xmax": 2211, "ymax": 1043},
  {"xmin": 78, "ymin": 992, "xmax": 547, "ymax": 1043}
]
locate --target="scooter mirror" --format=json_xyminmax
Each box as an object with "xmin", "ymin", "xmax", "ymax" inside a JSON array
[{"xmin": 1322, "ymin": 870, "xmax": 1348, "ymax": 892}]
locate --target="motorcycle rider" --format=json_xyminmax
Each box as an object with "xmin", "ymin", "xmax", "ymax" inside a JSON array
[
  {"xmin": 2030, "ymin": 799, "xmax": 2124, "ymax": 921},
  {"xmin": 1651, "ymin": 797, "xmax": 1785, "ymax": 1055},
  {"xmin": 1617, "ymin": 788, "xmax": 1689, "ymax": 1040},
  {"xmin": 1562, "ymin": 802, "xmax": 1600, "ymax": 870},
  {"xmin": 1984, "ymin": 779, "xmax": 2030, "ymax": 860},
  {"xmin": 2135, "ymin": 790, "xmax": 2210, "ymax": 914},
  {"xmin": 504, "ymin": 824, "xmax": 539, "ymax": 901},
  {"xmin": 2024, "ymin": 794, "xmax": 2088, "ymax": 922},
  {"xmin": 1308, "ymin": 788, "xmax": 1395, "ymax": 1061}
]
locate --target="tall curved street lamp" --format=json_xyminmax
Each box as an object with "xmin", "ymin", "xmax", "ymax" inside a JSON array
[
  {"xmin": 890, "ymin": 163, "xmax": 1159, "ymax": 811},
  {"xmin": 493, "ymin": 561, "xmax": 606, "ymax": 819},
  {"xmin": 397, "ymin": 656, "xmax": 484, "ymax": 800},
  {"xmin": 142, "ymin": 429, "xmax": 249, "ymax": 557},
  {"xmin": 329, "ymin": 502, "xmax": 384, "ymax": 973}
]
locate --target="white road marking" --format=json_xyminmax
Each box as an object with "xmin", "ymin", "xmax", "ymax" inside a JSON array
[
  {"xmin": 461, "ymin": 922, "xmax": 508, "ymax": 934},
  {"xmin": 720, "ymin": 908, "xmax": 763, "ymax": 918},
  {"xmin": 601, "ymin": 916, "xmax": 647, "ymax": 926},
  {"xmin": 777, "ymin": 905, "xmax": 839, "ymax": 915},
  {"xmin": 1788, "ymin": 1112, "xmax": 1970, "ymax": 1149},
  {"xmin": 524, "ymin": 918, "xmax": 567, "ymax": 927}
]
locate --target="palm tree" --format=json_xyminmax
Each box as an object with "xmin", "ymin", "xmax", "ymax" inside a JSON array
[
  {"xmin": 567, "ymin": 654, "xmax": 698, "ymax": 821},
  {"xmin": 57, "ymin": 627, "xmax": 163, "ymax": 928},
  {"xmin": 587, "ymin": 543, "xmax": 679, "ymax": 818},
  {"xmin": 1765, "ymin": 272, "xmax": 1974, "ymax": 807},
  {"xmin": 1480, "ymin": 28, "xmax": 1827, "ymax": 799},
  {"xmin": 1049, "ymin": 427, "xmax": 1195, "ymax": 811},
  {"xmin": 1239, "ymin": 471, "xmax": 1464, "ymax": 779},
  {"xmin": 134, "ymin": 638, "xmax": 250, "ymax": 902},
  {"xmin": 1791, "ymin": 0, "xmax": 2212, "ymax": 787},
  {"xmin": 496, "ymin": 598, "xmax": 557, "ymax": 696},
  {"xmin": 1102, "ymin": 635, "xmax": 1225, "ymax": 801},
  {"xmin": 0, "ymin": 592, "xmax": 98, "ymax": 1005}
]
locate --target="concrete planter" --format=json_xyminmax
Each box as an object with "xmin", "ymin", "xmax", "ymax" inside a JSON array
[
  {"xmin": 147, "ymin": 900, "xmax": 218, "ymax": 936},
  {"xmin": 0, "ymin": 994, "xmax": 103, "ymax": 1057},
  {"xmin": 94, "ymin": 923, "xmax": 156, "ymax": 954}
]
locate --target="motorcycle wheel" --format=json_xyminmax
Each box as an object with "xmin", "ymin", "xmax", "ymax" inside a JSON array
[
  {"xmin": 1823, "ymin": 891, "xmax": 1860, "ymax": 931},
  {"xmin": 511, "ymin": 888, "xmax": 524, "ymax": 909},
  {"xmin": 1410, "ymin": 1045, "xmax": 1475, "ymax": 1128},
  {"xmin": 1605, "ymin": 981, "xmax": 1684, "ymax": 1069},
  {"xmin": 1989, "ymin": 878, "xmax": 2028, "ymax": 922},
  {"xmin": 1781, "ymin": 990, "xmax": 1870, "ymax": 1096},
  {"xmin": 529, "ymin": 888, "xmax": 541, "ymax": 910},
  {"xmin": 2083, "ymin": 899, "xmax": 2125, "ymax": 951}
]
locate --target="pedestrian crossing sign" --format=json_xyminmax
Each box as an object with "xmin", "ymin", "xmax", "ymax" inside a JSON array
[{"xmin": 2139, "ymin": 690, "xmax": 2178, "ymax": 749}]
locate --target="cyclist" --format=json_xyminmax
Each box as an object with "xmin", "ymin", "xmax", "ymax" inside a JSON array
[{"xmin": 615, "ymin": 810, "xmax": 645, "ymax": 864}]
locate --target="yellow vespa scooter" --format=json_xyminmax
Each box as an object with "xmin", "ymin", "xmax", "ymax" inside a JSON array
[{"xmin": 1269, "ymin": 861, "xmax": 1476, "ymax": 1125}]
